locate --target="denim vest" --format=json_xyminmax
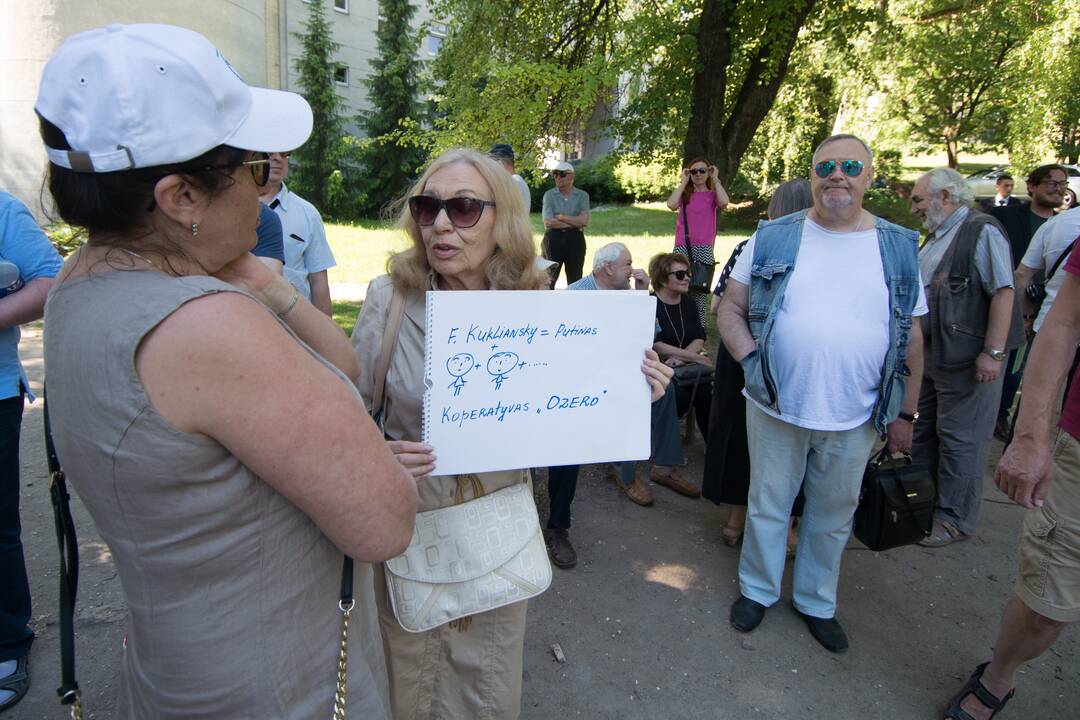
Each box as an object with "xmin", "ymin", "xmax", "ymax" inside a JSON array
[{"xmin": 740, "ymin": 209, "xmax": 921, "ymax": 434}]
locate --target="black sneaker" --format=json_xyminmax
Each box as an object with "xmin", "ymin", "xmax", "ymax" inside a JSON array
[
  {"xmin": 729, "ymin": 595, "xmax": 767, "ymax": 632},
  {"xmin": 793, "ymin": 606, "xmax": 849, "ymax": 653},
  {"xmin": 543, "ymin": 528, "xmax": 577, "ymax": 569}
]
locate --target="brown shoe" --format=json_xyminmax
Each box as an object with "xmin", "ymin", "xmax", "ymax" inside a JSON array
[
  {"xmin": 649, "ymin": 467, "xmax": 701, "ymax": 498},
  {"xmin": 543, "ymin": 528, "xmax": 577, "ymax": 569},
  {"xmin": 610, "ymin": 470, "xmax": 654, "ymax": 506}
]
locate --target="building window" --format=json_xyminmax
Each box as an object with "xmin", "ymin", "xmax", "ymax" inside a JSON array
[
  {"xmin": 334, "ymin": 65, "xmax": 349, "ymax": 86},
  {"xmin": 333, "ymin": 0, "xmax": 349, "ymax": 12},
  {"xmin": 425, "ymin": 34, "xmax": 443, "ymax": 56}
]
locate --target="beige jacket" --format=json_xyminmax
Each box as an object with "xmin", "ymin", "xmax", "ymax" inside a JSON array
[{"xmin": 352, "ymin": 273, "xmax": 528, "ymax": 720}]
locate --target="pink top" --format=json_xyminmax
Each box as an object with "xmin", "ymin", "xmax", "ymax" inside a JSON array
[
  {"xmin": 1059, "ymin": 249, "xmax": 1080, "ymax": 440},
  {"xmin": 675, "ymin": 190, "xmax": 720, "ymax": 248}
]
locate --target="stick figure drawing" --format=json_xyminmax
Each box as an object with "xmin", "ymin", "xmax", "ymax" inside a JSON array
[
  {"xmin": 487, "ymin": 351, "xmax": 520, "ymax": 390},
  {"xmin": 446, "ymin": 352, "xmax": 475, "ymax": 396}
]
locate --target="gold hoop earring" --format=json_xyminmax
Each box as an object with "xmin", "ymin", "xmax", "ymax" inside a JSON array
[{"xmin": 191, "ymin": 222, "xmax": 199, "ymax": 237}]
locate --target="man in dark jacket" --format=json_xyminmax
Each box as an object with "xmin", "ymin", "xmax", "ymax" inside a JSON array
[{"xmin": 990, "ymin": 164, "xmax": 1067, "ymax": 439}]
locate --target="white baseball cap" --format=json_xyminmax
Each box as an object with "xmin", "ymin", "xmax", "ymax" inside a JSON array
[
  {"xmin": 36, "ymin": 23, "xmax": 313, "ymax": 173},
  {"xmin": 554, "ymin": 161, "xmax": 575, "ymax": 173}
]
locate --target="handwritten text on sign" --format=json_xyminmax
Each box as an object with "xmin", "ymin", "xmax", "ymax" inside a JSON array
[{"xmin": 423, "ymin": 290, "xmax": 657, "ymax": 475}]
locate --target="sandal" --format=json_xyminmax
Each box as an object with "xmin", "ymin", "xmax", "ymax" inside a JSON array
[
  {"xmin": 943, "ymin": 662, "xmax": 1014, "ymax": 720},
  {"xmin": 919, "ymin": 520, "xmax": 969, "ymax": 548},
  {"xmin": 0, "ymin": 654, "xmax": 29, "ymax": 714}
]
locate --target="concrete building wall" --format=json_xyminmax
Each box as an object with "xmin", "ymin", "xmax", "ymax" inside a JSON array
[
  {"xmin": 1, "ymin": 0, "xmax": 440, "ymax": 220},
  {"xmin": 0, "ymin": 0, "xmax": 274, "ymax": 218}
]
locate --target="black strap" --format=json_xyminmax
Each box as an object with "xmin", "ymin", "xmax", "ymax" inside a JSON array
[
  {"xmin": 340, "ymin": 556, "xmax": 354, "ymax": 605},
  {"xmin": 1046, "ymin": 235, "xmax": 1078, "ymax": 283},
  {"xmin": 681, "ymin": 201, "xmax": 690, "ymax": 247},
  {"xmin": 44, "ymin": 390, "xmax": 81, "ymax": 706}
]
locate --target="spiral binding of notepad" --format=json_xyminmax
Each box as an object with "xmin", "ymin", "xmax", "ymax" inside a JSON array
[{"xmin": 421, "ymin": 290, "xmax": 434, "ymax": 445}]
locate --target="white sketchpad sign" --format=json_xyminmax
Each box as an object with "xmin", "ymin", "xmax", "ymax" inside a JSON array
[{"xmin": 422, "ymin": 290, "xmax": 657, "ymax": 475}]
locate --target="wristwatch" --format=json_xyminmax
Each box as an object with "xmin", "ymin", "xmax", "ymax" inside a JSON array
[
  {"xmin": 983, "ymin": 347, "xmax": 1007, "ymax": 362},
  {"xmin": 898, "ymin": 411, "xmax": 919, "ymax": 424}
]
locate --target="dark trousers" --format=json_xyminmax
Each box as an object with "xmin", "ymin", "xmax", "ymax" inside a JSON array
[
  {"xmin": 0, "ymin": 392, "xmax": 32, "ymax": 662},
  {"xmin": 912, "ymin": 365, "xmax": 1002, "ymax": 535},
  {"xmin": 998, "ymin": 346, "xmax": 1027, "ymax": 422},
  {"xmin": 542, "ymin": 229, "xmax": 586, "ymax": 288},
  {"xmin": 547, "ymin": 383, "xmax": 685, "ymax": 529}
]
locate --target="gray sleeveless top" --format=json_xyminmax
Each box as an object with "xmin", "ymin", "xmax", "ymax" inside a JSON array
[{"xmin": 43, "ymin": 270, "xmax": 390, "ymax": 720}]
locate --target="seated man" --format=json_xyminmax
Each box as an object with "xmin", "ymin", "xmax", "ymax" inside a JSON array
[{"xmin": 544, "ymin": 243, "xmax": 692, "ymax": 570}]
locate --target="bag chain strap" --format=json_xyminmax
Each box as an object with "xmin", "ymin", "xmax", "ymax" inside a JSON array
[{"xmin": 332, "ymin": 554, "xmax": 355, "ymax": 719}]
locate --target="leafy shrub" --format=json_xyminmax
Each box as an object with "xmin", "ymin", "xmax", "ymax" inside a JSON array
[
  {"xmin": 45, "ymin": 223, "xmax": 84, "ymax": 256},
  {"xmin": 863, "ymin": 188, "xmax": 919, "ymax": 230},
  {"xmin": 613, "ymin": 158, "xmax": 673, "ymax": 201}
]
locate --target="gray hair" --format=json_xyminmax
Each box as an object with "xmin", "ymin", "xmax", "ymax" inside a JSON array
[
  {"xmin": 766, "ymin": 179, "xmax": 813, "ymax": 220},
  {"xmin": 592, "ymin": 242, "xmax": 628, "ymax": 272},
  {"xmin": 923, "ymin": 167, "xmax": 975, "ymax": 207},
  {"xmin": 812, "ymin": 134, "xmax": 874, "ymax": 165}
]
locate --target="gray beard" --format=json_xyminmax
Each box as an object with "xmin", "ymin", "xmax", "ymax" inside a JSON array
[
  {"xmin": 922, "ymin": 202, "xmax": 949, "ymax": 232},
  {"xmin": 820, "ymin": 194, "xmax": 853, "ymax": 209}
]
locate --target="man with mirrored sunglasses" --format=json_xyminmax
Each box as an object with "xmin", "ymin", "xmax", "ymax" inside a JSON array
[
  {"xmin": 541, "ymin": 162, "xmax": 590, "ymax": 289},
  {"xmin": 717, "ymin": 134, "xmax": 927, "ymax": 653}
]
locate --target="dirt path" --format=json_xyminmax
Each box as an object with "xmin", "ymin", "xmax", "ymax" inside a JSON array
[{"xmin": 12, "ymin": 324, "xmax": 1078, "ymax": 718}]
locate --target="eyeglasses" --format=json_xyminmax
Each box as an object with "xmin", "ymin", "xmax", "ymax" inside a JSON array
[
  {"xmin": 408, "ymin": 195, "xmax": 496, "ymax": 228},
  {"xmin": 689, "ymin": 168, "xmax": 709, "ymax": 176},
  {"xmin": 1039, "ymin": 179, "xmax": 1068, "ymax": 190},
  {"xmin": 670, "ymin": 270, "xmax": 688, "ymax": 280},
  {"xmin": 209, "ymin": 153, "xmax": 271, "ymax": 186},
  {"xmin": 814, "ymin": 159, "xmax": 864, "ymax": 179},
  {"xmin": 553, "ymin": 170, "xmax": 572, "ymax": 178}
]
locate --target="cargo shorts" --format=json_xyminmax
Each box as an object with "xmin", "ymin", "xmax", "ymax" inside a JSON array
[{"xmin": 1015, "ymin": 428, "xmax": 1080, "ymax": 622}]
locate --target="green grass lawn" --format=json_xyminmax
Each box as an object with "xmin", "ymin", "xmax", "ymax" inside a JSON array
[
  {"xmin": 325, "ymin": 202, "xmax": 751, "ymax": 340},
  {"xmin": 326, "ymin": 202, "xmax": 756, "ymax": 292}
]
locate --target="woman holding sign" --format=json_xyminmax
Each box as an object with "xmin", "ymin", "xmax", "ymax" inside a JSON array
[{"xmin": 352, "ymin": 148, "xmax": 673, "ymax": 720}]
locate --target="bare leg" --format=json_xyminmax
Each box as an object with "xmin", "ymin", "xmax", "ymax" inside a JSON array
[{"xmin": 958, "ymin": 596, "xmax": 1067, "ymax": 719}]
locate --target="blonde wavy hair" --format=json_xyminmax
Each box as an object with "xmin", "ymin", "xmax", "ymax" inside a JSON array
[{"xmin": 388, "ymin": 148, "xmax": 546, "ymax": 292}]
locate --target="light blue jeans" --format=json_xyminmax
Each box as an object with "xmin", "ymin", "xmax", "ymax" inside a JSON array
[{"xmin": 738, "ymin": 402, "xmax": 878, "ymax": 618}]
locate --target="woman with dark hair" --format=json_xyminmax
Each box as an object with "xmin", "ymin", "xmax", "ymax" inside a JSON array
[
  {"xmin": 352, "ymin": 147, "xmax": 673, "ymax": 719},
  {"xmin": 38, "ymin": 24, "xmax": 417, "ymax": 719},
  {"xmin": 702, "ymin": 179, "xmax": 813, "ymax": 549},
  {"xmin": 649, "ymin": 252, "xmax": 713, "ymax": 435},
  {"xmin": 667, "ymin": 157, "xmax": 729, "ymax": 327}
]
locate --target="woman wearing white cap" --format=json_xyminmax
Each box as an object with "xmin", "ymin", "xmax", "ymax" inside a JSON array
[{"xmin": 37, "ymin": 24, "xmax": 416, "ymax": 719}]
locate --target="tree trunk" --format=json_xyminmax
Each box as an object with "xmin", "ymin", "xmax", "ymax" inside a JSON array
[
  {"xmin": 682, "ymin": 0, "xmax": 819, "ymax": 186},
  {"xmin": 945, "ymin": 139, "xmax": 958, "ymax": 169}
]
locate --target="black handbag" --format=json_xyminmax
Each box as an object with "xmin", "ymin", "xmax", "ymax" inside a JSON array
[
  {"xmin": 853, "ymin": 447, "xmax": 936, "ymax": 551},
  {"xmin": 680, "ymin": 203, "xmax": 716, "ymax": 292}
]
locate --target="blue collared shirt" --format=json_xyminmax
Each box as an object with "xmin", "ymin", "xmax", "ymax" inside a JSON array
[{"xmin": 0, "ymin": 191, "xmax": 64, "ymax": 401}]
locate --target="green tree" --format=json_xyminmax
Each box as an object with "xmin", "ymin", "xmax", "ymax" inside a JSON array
[
  {"xmin": 353, "ymin": 0, "xmax": 428, "ymax": 215},
  {"xmin": 879, "ymin": 0, "xmax": 1047, "ymax": 168},
  {"xmin": 427, "ymin": 0, "xmax": 877, "ymax": 184},
  {"xmin": 291, "ymin": 0, "xmax": 346, "ymax": 210}
]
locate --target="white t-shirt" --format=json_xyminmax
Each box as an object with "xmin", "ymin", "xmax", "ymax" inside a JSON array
[
  {"xmin": 730, "ymin": 218, "xmax": 929, "ymax": 431},
  {"xmin": 1020, "ymin": 206, "xmax": 1080, "ymax": 333}
]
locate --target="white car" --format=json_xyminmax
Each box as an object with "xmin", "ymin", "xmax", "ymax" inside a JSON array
[{"xmin": 966, "ymin": 164, "xmax": 1080, "ymax": 202}]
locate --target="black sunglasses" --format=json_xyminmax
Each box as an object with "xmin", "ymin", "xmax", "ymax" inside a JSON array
[
  {"xmin": 670, "ymin": 269, "xmax": 688, "ymax": 280},
  {"xmin": 553, "ymin": 170, "xmax": 572, "ymax": 178},
  {"xmin": 689, "ymin": 168, "xmax": 709, "ymax": 176},
  {"xmin": 814, "ymin": 159, "xmax": 864, "ymax": 179},
  {"xmin": 408, "ymin": 195, "xmax": 496, "ymax": 228}
]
